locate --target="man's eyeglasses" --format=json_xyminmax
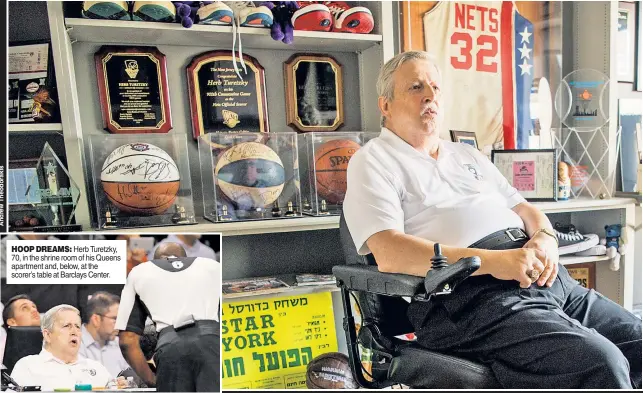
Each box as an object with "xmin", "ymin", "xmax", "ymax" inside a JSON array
[{"xmin": 98, "ymin": 314, "xmax": 118, "ymax": 321}]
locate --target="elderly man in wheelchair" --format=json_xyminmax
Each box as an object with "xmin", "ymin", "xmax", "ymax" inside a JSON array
[{"xmin": 334, "ymin": 50, "xmax": 641, "ymax": 389}]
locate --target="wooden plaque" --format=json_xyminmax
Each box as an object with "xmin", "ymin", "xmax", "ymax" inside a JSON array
[
  {"xmin": 187, "ymin": 50, "xmax": 269, "ymax": 139},
  {"xmin": 284, "ymin": 54, "xmax": 344, "ymax": 132},
  {"xmin": 95, "ymin": 46, "xmax": 172, "ymax": 134}
]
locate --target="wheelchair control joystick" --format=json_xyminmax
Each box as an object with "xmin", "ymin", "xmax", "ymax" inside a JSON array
[
  {"xmin": 430, "ymin": 244, "xmax": 448, "ymax": 270},
  {"xmin": 424, "ymin": 243, "xmax": 481, "ymax": 297}
]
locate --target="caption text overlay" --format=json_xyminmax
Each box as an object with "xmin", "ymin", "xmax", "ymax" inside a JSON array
[{"xmin": 6, "ymin": 240, "xmax": 127, "ymax": 284}]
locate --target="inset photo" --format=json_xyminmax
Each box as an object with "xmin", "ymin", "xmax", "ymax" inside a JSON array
[{"xmin": 1, "ymin": 234, "xmax": 221, "ymax": 392}]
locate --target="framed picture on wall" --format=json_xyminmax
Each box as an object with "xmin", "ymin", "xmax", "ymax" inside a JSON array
[
  {"xmin": 491, "ymin": 149, "xmax": 558, "ymax": 201},
  {"xmin": 617, "ymin": 2, "xmax": 637, "ymax": 83},
  {"xmin": 450, "ymin": 130, "xmax": 479, "ymax": 149}
]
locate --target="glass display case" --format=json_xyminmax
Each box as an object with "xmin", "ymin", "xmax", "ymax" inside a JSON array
[
  {"xmin": 8, "ymin": 142, "xmax": 81, "ymax": 232},
  {"xmin": 87, "ymin": 133, "xmax": 197, "ymax": 229},
  {"xmin": 199, "ymin": 132, "xmax": 302, "ymax": 222},
  {"xmin": 298, "ymin": 132, "xmax": 378, "ymax": 216}
]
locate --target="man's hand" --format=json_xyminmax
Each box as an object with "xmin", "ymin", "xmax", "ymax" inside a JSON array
[
  {"xmin": 523, "ymin": 232, "xmax": 559, "ymax": 287},
  {"xmin": 119, "ymin": 331, "xmax": 156, "ymax": 388},
  {"xmin": 482, "ymin": 248, "xmax": 548, "ymax": 288}
]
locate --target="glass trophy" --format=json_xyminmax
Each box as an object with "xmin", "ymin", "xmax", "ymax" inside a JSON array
[
  {"xmin": 8, "ymin": 142, "xmax": 82, "ymax": 231},
  {"xmin": 554, "ymin": 69, "xmax": 610, "ymax": 132},
  {"xmin": 553, "ymin": 69, "xmax": 619, "ymax": 199}
]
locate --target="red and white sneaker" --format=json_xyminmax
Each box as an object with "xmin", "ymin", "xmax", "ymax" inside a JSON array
[
  {"xmin": 324, "ymin": 1, "xmax": 373, "ymax": 33},
  {"xmin": 291, "ymin": 2, "xmax": 332, "ymax": 32}
]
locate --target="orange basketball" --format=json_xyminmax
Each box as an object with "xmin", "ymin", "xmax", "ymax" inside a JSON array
[
  {"xmin": 100, "ymin": 143, "xmax": 181, "ymax": 216},
  {"xmin": 314, "ymin": 139, "xmax": 361, "ymax": 204}
]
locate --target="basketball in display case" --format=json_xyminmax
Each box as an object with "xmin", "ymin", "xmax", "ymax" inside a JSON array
[
  {"xmin": 198, "ymin": 132, "xmax": 301, "ymax": 222},
  {"xmin": 298, "ymin": 132, "xmax": 378, "ymax": 216},
  {"xmin": 100, "ymin": 143, "xmax": 181, "ymax": 215},
  {"xmin": 88, "ymin": 134, "xmax": 197, "ymax": 229}
]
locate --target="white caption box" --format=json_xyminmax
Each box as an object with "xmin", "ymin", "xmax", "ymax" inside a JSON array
[{"xmin": 6, "ymin": 240, "xmax": 127, "ymax": 284}]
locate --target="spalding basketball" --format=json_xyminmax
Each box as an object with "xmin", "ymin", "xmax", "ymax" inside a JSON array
[
  {"xmin": 100, "ymin": 143, "xmax": 180, "ymax": 215},
  {"xmin": 306, "ymin": 352, "xmax": 358, "ymax": 389},
  {"xmin": 314, "ymin": 139, "xmax": 361, "ymax": 204},
  {"xmin": 215, "ymin": 142, "xmax": 285, "ymax": 209}
]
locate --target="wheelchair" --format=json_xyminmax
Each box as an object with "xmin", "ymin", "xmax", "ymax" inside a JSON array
[{"xmin": 332, "ymin": 214, "xmax": 501, "ymax": 388}]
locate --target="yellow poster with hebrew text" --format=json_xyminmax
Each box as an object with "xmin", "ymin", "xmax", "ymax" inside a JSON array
[{"xmin": 222, "ymin": 292, "xmax": 338, "ymax": 389}]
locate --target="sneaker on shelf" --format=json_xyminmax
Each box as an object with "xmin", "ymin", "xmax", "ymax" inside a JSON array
[
  {"xmin": 225, "ymin": 1, "xmax": 273, "ymax": 27},
  {"xmin": 554, "ymin": 223, "xmax": 600, "ymax": 255},
  {"xmin": 197, "ymin": 1, "xmax": 234, "ymax": 25},
  {"xmin": 291, "ymin": 1, "xmax": 332, "ymax": 32},
  {"xmin": 132, "ymin": 1, "xmax": 176, "ymax": 23},
  {"xmin": 81, "ymin": 1, "xmax": 131, "ymax": 20},
  {"xmin": 324, "ymin": 1, "xmax": 373, "ymax": 33}
]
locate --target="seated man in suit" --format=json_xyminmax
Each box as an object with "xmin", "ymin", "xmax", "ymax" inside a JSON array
[
  {"xmin": 10, "ymin": 305, "xmax": 114, "ymax": 391},
  {"xmin": 1, "ymin": 295, "xmax": 41, "ymax": 366},
  {"xmin": 343, "ymin": 50, "xmax": 641, "ymax": 389}
]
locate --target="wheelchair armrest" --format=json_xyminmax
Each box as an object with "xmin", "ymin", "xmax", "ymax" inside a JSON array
[
  {"xmin": 333, "ymin": 265, "xmax": 425, "ymax": 298},
  {"xmin": 334, "ymin": 255, "xmax": 482, "ymax": 300}
]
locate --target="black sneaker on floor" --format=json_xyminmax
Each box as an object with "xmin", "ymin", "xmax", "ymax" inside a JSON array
[{"xmin": 554, "ymin": 223, "xmax": 599, "ymax": 255}]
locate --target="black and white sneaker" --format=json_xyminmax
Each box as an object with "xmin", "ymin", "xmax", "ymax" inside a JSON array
[{"xmin": 554, "ymin": 223, "xmax": 599, "ymax": 255}]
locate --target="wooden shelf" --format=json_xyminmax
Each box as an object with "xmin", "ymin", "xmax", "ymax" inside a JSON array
[
  {"xmin": 560, "ymin": 254, "xmax": 611, "ymax": 266},
  {"xmin": 65, "ymin": 18, "xmax": 383, "ymax": 52},
  {"xmin": 223, "ymin": 284, "xmax": 338, "ymax": 301},
  {"xmin": 534, "ymin": 197, "xmax": 638, "ymax": 213},
  {"xmin": 112, "ymin": 215, "xmax": 340, "ymax": 236},
  {"xmin": 102, "ymin": 197, "xmax": 637, "ymax": 236},
  {"xmin": 8, "ymin": 123, "xmax": 63, "ymax": 133}
]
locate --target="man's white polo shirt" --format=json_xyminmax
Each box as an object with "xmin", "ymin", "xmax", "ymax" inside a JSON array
[
  {"xmin": 344, "ymin": 127, "xmax": 526, "ymax": 255},
  {"xmin": 10, "ymin": 349, "xmax": 111, "ymax": 391}
]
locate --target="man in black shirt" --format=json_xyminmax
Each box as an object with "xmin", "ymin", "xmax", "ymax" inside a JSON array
[{"xmin": 115, "ymin": 242, "xmax": 221, "ymax": 391}]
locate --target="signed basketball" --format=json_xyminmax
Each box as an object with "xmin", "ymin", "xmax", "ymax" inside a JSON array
[{"xmin": 100, "ymin": 143, "xmax": 180, "ymax": 215}]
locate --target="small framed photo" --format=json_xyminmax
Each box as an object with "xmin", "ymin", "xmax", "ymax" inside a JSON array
[
  {"xmin": 450, "ymin": 130, "xmax": 479, "ymax": 149},
  {"xmin": 491, "ymin": 149, "xmax": 558, "ymax": 202},
  {"xmin": 566, "ymin": 262, "xmax": 596, "ymax": 290}
]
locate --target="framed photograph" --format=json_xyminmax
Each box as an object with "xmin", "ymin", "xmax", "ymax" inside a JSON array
[
  {"xmin": 566, "ymin": 262, "xmax": 596, "ymax": 290},
  {"xmin": 491, "ymin": 149, "xmax": 558, "ymax": 201},
  {"xmin": 617, "ymin": 2, "xmax": 637, "ymax": 83},
  {"xmin": 8, "ymin": 40, "xmax": 59, "ymax": 123},
  {"xmin": 450, "ymin": 130, "xmax": 479, "ymax": 149},
  {"xmin": 284, "ymin": 53, "xmax": 344, "ymax": 132}
]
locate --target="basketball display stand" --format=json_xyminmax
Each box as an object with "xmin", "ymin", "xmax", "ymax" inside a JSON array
[
  {"xmin": 552, "ymin": 126, "xmax": 621, "ymax": 199},
  {"xmin": 298, "ymin": 132, "xmax": 378, "ymax": 216},
  {"xmin": 198, "ymin": 132, "xmax": 302, "ymax": 223},
  {"xmin": 87, "ymin": 133, "xmax": 197, "ymax": 229}
]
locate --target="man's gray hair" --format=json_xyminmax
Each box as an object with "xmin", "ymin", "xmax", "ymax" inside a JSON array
[
  {"xmin": 376, "ymin": 51, "xmax": 441, "ymax": 127},
  {"xmin": 41, "ymin": 304, "xmax": 80, "ymax": 332}
]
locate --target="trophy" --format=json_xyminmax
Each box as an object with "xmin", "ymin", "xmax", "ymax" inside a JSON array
[
  {"xmin": 553, "ymin": 69, "xmax": 619, "ymax": 199},
  {"xmin": 9, "ymin": 143, "xmax": 82, "ymax": 232}
]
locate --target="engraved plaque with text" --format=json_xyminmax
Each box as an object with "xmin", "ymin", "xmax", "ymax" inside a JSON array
[{"xmin": 95, "ymin": 46, "xmax": 172, "ymax": 134}]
